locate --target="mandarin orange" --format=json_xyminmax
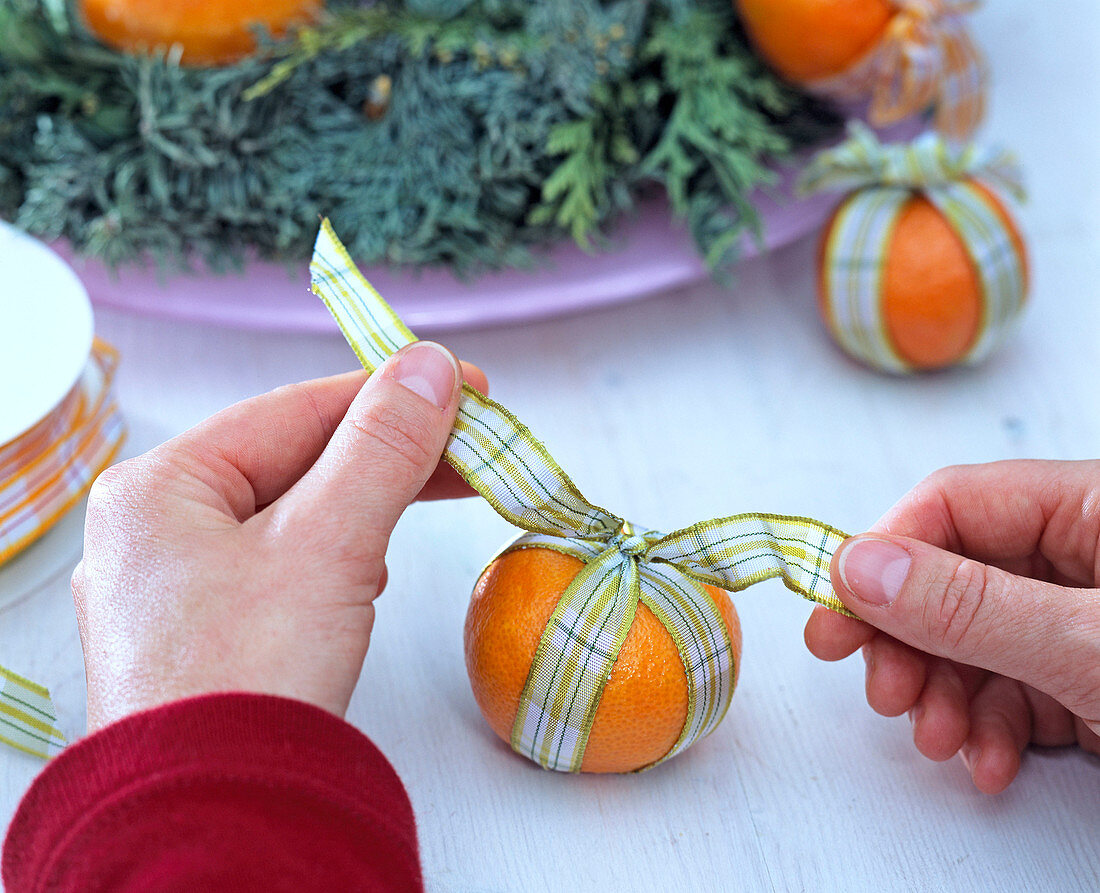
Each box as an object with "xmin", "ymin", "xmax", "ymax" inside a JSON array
[
  {"xmin": 80, "ymin": 0, "xmax": 321, "ymax": 67},
  {"xmin": 736, "ymin": 0, "xmax": 895, "ymax": 83},
  {"xmin": 817, "ymin": 182, "xmax": 1028, "ymax": 371},
  {"xmin": 464, "ymin": 547, "xmax": 741, "ymax": 773}
]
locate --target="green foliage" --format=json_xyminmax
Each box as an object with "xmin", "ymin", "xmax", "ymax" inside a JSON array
[
  {"xmin": 640, "ymin": 8, "xmax": 811, "ymax": 267},
  {"xmin": 243, "ymin": 3, "xmax": 536, "ymax": 101},
  {"xmin": 532, "ymin": 4, "xmax": 841, "ymax": 269},
  {"xmin": 0, "ymin": 0, "xmax": 840, "ymax": 277}
]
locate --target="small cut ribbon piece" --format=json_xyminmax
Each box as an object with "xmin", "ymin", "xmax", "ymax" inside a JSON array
[
  {"xmin": 312, "ymin": 221, "xmax": 851, "ymax": 771},
  {"xmin": 0, "ymin": 666, "xmax": 66, "ymax": 759},
  {"xmin": 811, "ymin": 0, "xmax": 987, "ymax": 141}
]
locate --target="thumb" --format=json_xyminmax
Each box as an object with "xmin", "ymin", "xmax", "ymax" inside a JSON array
[
  {"xmin": 832, "ymin": 534, "xmax": 1100, "ymax": 712},
  {"xmin": 280, "ymin": 341, "xmax": 462, "ymax": 552}
]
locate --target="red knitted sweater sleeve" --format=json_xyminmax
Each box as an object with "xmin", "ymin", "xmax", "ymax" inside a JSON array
[{"xmin": 2, "ymin": 693, "xmax": 423, "ymax": 892}]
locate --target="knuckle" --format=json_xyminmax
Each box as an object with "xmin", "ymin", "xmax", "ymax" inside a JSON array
[
  {"xmin": 85, "ymin": 458, "xmax": 147, "ymax": 520},
  {"xmin": 70, "ymin": 561, "xmax": 86, "ymax": 602},
  {"xmin": 349, "ymin": 402, "xmax": 438, "ymax": 472},
  {"xmin": 87, "ymin": 459, "xmax": 135, "ymax": 503},
  {"xmin": 84, "ymin": 454, "xmax": 171, "ymax": 542},
  {"xmin": 924, "ymin": 557, "xmax": 992, "ymax": 652},
  {"xmin": 277, "ymin": 381, "xmax": 339, "ymax": 442},
  {"xmin": 910, "ymin": 465, "xmax": 967, "ymax": 511},
  {"xmin": 922, "ymin": 465, "xmax": 962, "ymax": 491}
]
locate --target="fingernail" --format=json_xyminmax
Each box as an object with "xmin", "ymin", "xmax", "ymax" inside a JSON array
[
  {"xmin": 837, "ymin": 537, "xmax": 911, "ymax": 607},
  {"xmin": 389, "ymin": 342, "xmax": 458, "ymax": 410},
  {"xmin": 961, "ymin": 745, "xmax": 981, "ymax": 773},
  {"xmin": 909, "ymin": 703, "xmax": 924, "ymax": 728}
]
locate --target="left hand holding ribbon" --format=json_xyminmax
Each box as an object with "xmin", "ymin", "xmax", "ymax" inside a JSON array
[{"xmin": 71, "ymin": 354, "xmax": 488, "ymax": 731}]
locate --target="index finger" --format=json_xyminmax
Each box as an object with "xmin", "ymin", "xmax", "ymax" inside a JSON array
[
  {"xmin": 165, "ymin": 361, "xmax": 489, "ymax": 522},
  {"xmin": 807, "ymin": 458, "xmax": 1100, "ymax": 660},
  {"xmin": 874, "ymin": 459, "xmax": 1098, "ymax": 587}
]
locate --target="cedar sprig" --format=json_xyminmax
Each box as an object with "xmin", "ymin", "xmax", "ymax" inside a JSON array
[
  {"xmin": 0, "ymin": 0, "xmax": 840, "ymax": 278},
  {"xmin": 244, "ymin": 2, "xmax": 535, "ymax": 100}
]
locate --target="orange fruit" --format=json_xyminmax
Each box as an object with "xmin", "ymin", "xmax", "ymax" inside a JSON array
[
  {"xmin": 80, "ymin": 0, "xmax": 321, "ymax": 67},
  {"xmin": 736, "ymin": 0, "xmax": 895, "ymax": 83},
  {"xmin": 817, "ymin": 182, "xmax": 1028, "ymax": 371},
  {"xmin": 464, "ymin": 547, "xmax": 742, "ymax": 773}
]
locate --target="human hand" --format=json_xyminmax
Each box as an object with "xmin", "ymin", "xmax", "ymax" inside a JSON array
[
  {"xmin": 73, "ymin": 342, "xmax": 488, "ymax": 732},
  {"xmin": 804, "ymin": 460, "xmax": 1100, "ymax": 794}
]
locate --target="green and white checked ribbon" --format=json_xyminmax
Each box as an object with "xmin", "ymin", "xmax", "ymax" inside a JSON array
[
  {"xmin": 1, "ymin": 666, "xmax": 65, "ymax": 759},
  {"xmin": 801, "ymin": 124, "xmax": 1027, "ymax": 373},
  {"xmin": 313, "ymin": 220, "xmax": 850, "ymax": 771}
]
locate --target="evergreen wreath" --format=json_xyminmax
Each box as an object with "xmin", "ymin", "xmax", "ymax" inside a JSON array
[{"xmin": 0, "ymin": 0, "xmax": 841, "ymax": 277}]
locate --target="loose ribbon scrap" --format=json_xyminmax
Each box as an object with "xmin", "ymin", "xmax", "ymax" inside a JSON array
[
  {"xmin": 313, "ymin": 221, "xmax": 853, "ymax": 771},
  {"xmin": 1, "ymin": 667, "xmax": 65, "ymax": 759},
  {"xmin": 0, "ymin": 338, "xmax": 124, "ymax": 758},
  {"xmin": 800, "ymin": 123, "xmax": 1026, "ymax": 374},
  {"xmin": 811, "ymin": 0, "xmax": 987, "ymax": 141}
]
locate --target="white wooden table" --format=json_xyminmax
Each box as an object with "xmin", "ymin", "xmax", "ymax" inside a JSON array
[{"xmin": 3, "ymin": 3, "xmax": 1099, "ymax": 889}]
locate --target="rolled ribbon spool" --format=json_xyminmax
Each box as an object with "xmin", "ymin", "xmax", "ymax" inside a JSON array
[
  {"xmin": 312, "ymin": 221, "xmax": 853, "ymax": 772},
  {"xmin": 1, "ymin": 221, "xmax": 126, "ymax": 758},
  {"xmin": 0, "ymin": 342, "xmax": 123, "ymax": 757},
  {"xmin": 1, "ymin": 339, "xmax": 125, "ymax": 567},
  {"xmin": 800, "ymin": 123, "xmax": 1027, "ymax": 374}
]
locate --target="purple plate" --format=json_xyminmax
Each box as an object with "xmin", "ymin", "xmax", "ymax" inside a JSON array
[{"xmin": 57, "ymin": 116, "xmax": 925, "ymax": 334}]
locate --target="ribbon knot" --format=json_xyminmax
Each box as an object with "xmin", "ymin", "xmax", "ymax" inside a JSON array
[
  {"xmin": 311, "ymin": 221, "xmax": 850, "ymax": 772},
  {"xmin": 607, "ymin": 524, "xmax": 651, "ymax": 560},
  {"xmin": 798, "ymin": 123, "xmax": 1024, "ymax": 200}
]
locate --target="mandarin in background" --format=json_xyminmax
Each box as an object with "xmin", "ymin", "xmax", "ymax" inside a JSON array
[
  {"xmin": 80, "ymin": 0, "xmax": 322, "ymax": 67},
  {"xmin": 735, "ymin": 0, "xmax": 894, "ymax": 83},
  {"xmin": 464, "ymin": 547, "xmax": 742, "ymax": 774},
  {"xmin": 817, "ymin": 183, "xmax": 1029, "ymax": 372}
]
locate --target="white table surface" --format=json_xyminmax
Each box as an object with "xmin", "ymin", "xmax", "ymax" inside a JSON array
[{"xmin": 3, "ymin": 3, "xmax": 1099, "ymax": 890}]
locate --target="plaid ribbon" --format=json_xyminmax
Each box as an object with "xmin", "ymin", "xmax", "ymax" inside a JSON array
[
  {"xmin": 312, "ymin": 220, "xmax": 850, "ymax": 771},
  {"xmin": 800, "ymin": 125, "xmax": 1026, "ymax": 374},
  {"xmin": 1, "ymin": 338, "xmax": 124, "ymax": 759},
  {"xmin": 0, "ymin": 666, "xmax": 66, "ymax": 759},
  {"xmin": 810, "ymin": 0, "xmax": 987, "ymax": 141}
]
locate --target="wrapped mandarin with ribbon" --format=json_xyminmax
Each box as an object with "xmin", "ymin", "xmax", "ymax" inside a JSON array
[
  {"xmin": 800, "ymin": 124, "xmax": 1028, "ymax": 374},
  {"xmin": 736, "ymin": 0, "xmax": 987, "ymax": 140},
  {"xmin": 312, "ymin": 221, "xmax": 852, "ymax": 773}
]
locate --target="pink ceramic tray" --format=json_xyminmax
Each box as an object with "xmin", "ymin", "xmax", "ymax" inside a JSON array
[{"xmin": 58, "ymin": 117, "xmax": 924, "ymax": 334}]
